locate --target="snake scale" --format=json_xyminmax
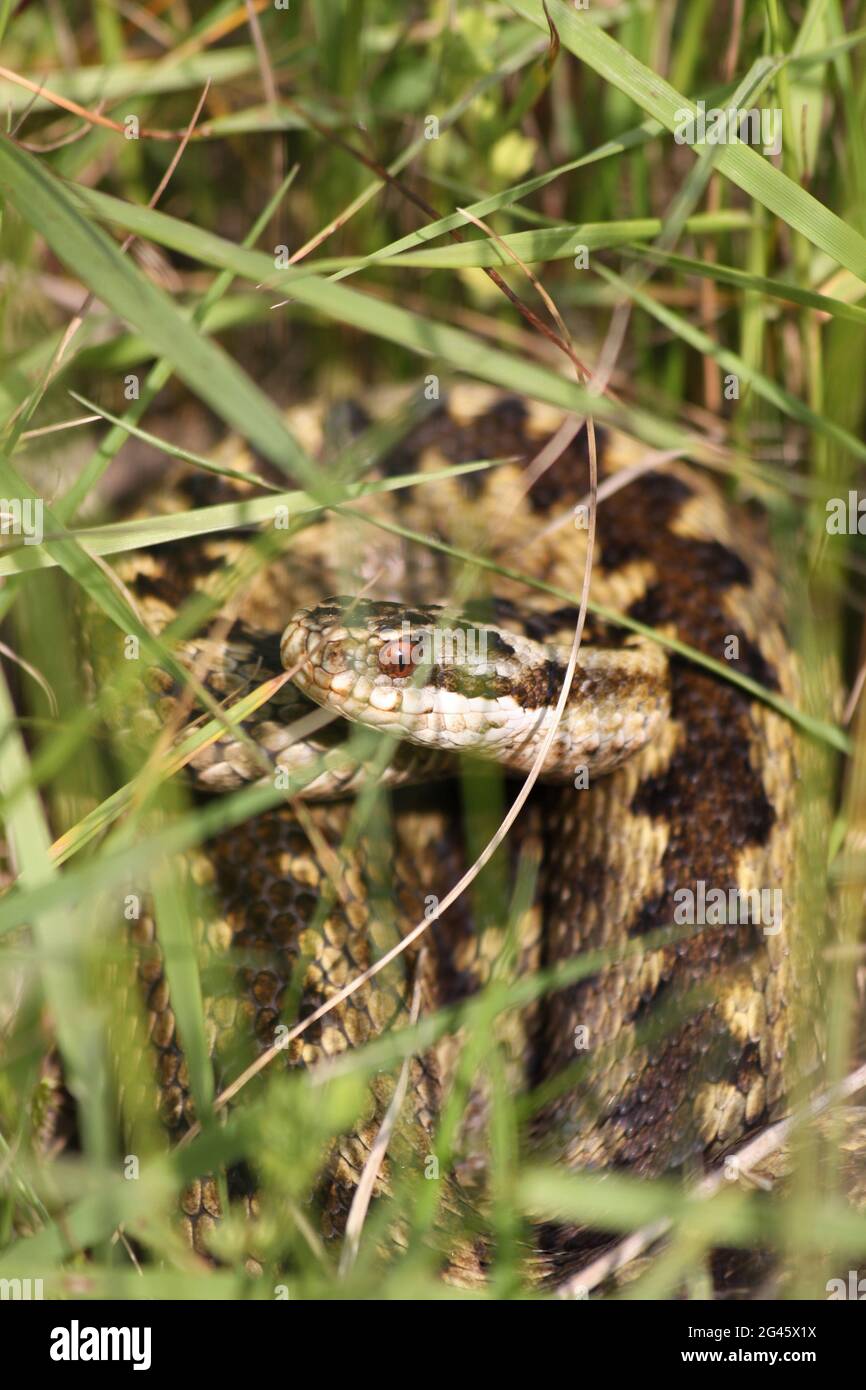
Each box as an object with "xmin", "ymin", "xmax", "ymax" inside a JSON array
[{"xmin": 101, "ymin": 382, "xmax": 806, "ymax": 1284}]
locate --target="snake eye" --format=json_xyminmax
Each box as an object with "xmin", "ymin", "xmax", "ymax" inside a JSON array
[{"xmin": 378, "ymin": 637, "xmax": 418, "ymax": 678}]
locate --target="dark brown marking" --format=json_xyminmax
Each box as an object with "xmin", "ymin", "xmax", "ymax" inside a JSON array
[
  {"xmin": 533, "ymin": 468, "xmax": 783, "ymax": 1174},
  {"xmin": 484, "ymin": 596, "xmax": 632, "ymax": 649},
  {"xmin": 527, "ymin": 421, "xmax": 610, "ymax": 514},
  {"xmin": 380, "ymin": 395, "xmax": 607, "ymax": 510},
  {"xmin": 129, "ymin": 534, "xmax": 230, "ymax": 615},
  {"xmin": 427, "ymin": 657, "xmax": 657, "ymax": 711}
]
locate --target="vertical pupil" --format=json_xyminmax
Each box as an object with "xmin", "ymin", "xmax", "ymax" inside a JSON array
[{"xmin": 380, "ymin": 639, "xmax": 415, "ymax": 672}]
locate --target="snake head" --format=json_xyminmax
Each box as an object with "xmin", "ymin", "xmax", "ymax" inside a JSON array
[{"xmin": 281, "ymin": 596, "xmax": 670, "ymax": 780}]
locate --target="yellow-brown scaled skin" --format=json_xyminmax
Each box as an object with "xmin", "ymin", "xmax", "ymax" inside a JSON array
[{"xmin": 105, "ymin": 385, "xmax": 805, "ymax": 1274}]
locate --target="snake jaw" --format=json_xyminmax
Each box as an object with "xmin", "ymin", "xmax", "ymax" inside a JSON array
[{"xmin": 281, "ymin": 597, "xmax": 671, "ymax": 780}]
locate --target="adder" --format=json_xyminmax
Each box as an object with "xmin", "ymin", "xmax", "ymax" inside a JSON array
[{"xmin": 95, "ymin": 381, "xmax": 813, "ymax": 1282}]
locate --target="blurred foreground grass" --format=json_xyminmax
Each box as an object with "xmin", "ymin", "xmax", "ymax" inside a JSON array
[{"xmin": 0, "ymin": 0, "xmax": 865, "ymax": 1299}]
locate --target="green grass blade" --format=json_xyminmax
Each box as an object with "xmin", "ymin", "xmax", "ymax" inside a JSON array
[
  {"xmin": 507, "ymin": 0, "xmax": 866, "ymax": 283},
  {"xmin": 0, "ymin": 135, "xmax": 318, "ymax": 492}
]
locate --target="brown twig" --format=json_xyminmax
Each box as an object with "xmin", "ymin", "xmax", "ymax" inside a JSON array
[
  {"xmin": 243, "ymin": 0, "xmax": 278, "ymax": 109},
  {"xmin": 17, "ymin": 102, "xmax": 107, "ymax": 152},
  {"xmin": 0, "ymin": 63, "xmax": 208, "ymax": 142},
  {"xmin": 269, "ymin": 90, "xmax": 586, "ymax": 363},
  {"xmin": 9, "ymin": 80, "xmax": 211, "ymax": 435}
]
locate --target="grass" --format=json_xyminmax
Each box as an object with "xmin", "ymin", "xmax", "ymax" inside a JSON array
[{"xmin": 0, "ymin": 0, "xmax": 864, "ymax": 1301}]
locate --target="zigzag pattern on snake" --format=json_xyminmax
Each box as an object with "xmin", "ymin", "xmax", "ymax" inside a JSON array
[{"xmin": 99, "ymin": 382, "xmax": 807, "ymax": 1281}]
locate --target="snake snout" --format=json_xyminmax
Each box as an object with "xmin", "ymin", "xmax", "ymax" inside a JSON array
[{"xmin": 281, "ymin": 603, "xmax": 354, "ymax": 692}]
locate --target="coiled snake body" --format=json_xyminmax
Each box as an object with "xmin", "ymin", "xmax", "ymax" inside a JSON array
[{"xmin": 110, "ymin": 383, "xmax": 803, "ymax": 1279}]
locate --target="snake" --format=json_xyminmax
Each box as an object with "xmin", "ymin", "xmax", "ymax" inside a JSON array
[{"xmin": 95, "ymin": 381, "xmax": 808, "ymax": 1286}]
